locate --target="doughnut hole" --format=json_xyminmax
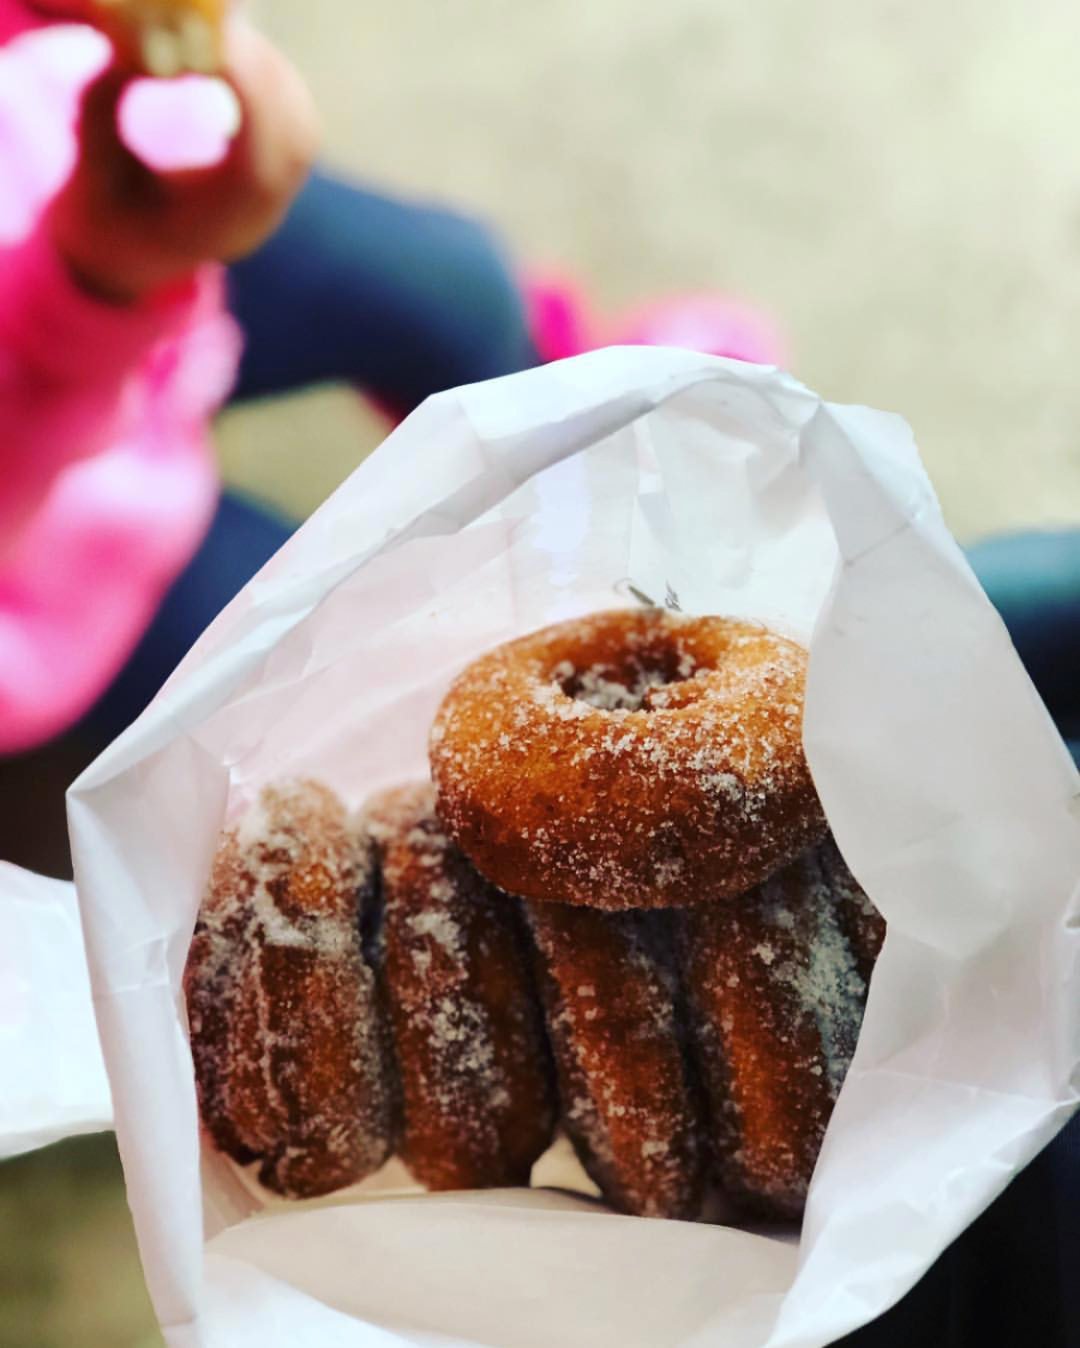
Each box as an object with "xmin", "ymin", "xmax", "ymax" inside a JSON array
[{"xmin": 552, "ymin": 627, "xmax": 702, "ymax": 712}]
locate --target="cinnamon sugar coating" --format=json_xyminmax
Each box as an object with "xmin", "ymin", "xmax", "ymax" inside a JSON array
[
  {"xmin": 184, "ymin": 780, "xmax": 396, "ymax": 1199},
  {"xmin": 430, "ymin": 609, "xmax": 827, "ymax": 910},
  {"xmin": 526, "ymin": 901, "xmax": 706, "ymax": 1219},
  {"xmin": 679, "ymin": 839, "xmax": 877, "ymax": 1218},
  {"xmin": 186, "ymin": 721, "xmax": 882, "ymax": 1216},
  {"xmin": 362, "ymin": 783, "xmax": 557, "ymax": 1191}
]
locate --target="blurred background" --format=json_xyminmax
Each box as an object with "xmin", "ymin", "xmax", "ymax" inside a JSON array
[
  {"xmin": 219, "ymin": 0, "xmax": 1080, "ymax": 542},
  {"xmin": 6, "ymin": 0, "xmax": 1080, "ymax": 1342}
]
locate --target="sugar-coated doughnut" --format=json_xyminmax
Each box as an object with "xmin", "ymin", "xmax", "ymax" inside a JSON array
[
  {"xmin": 819, "ymin": 836, "xmax": 886, "ymax": 987},
  {"xmin": 184, "ymin": 780, "xmax": 396, "ymax": 1199},
  {"xmin": 90, "ymin": 0, "xmax": 224, "ymax": 75},
  {"xmin": 186, "ymin": 772, "xmax": 882, "ymax": 1219},
  {"xmin": 679, "ymin": 840, "xmax": 877, "ymax": 1218},
  {"xmin": 526, "ymin": 901, "xmax": 706, "ymax": 1218},
  {"xmin": 430, "ymin": 609, "xmax": 826, "ymax": 910},
  {"xmin": 363, "ymin": 784, "xmax": 557, "ymax": 1191}
]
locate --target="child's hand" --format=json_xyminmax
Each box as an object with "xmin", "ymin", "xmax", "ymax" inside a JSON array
[{"xmin": 48, "ymin": 20, "xmax": 318, "ymax": 303}]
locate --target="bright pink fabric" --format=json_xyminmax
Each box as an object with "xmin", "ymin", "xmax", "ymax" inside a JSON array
[
  {"xmin": 524, "ymin": 272, "xmax": 787, "ymax": 370},
  {"xmin": 0, "ymin": 0, "xmax": 44, "ymax": 43},
  {"xmin": 0, "ymin": 10, "xmax": 240, "ymax": 753},
  {"xmin": 610, "ymin": 295, "xmax": 787, "ymax": 368}
]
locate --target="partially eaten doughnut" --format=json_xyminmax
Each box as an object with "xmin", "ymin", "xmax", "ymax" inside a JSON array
[{"xmin": 90, "ymin": 0, "xmax": 225, "ymax": 75}]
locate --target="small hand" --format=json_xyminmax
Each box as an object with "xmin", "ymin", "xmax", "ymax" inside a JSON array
[{"xmin": 48, "ymin": 19, "xmax": 319, "ymax": 303}]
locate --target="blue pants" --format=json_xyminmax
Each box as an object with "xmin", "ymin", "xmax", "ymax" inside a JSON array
[{"xmin": 226, "ymin": 168, "xmax": 538, "ymax": 413}]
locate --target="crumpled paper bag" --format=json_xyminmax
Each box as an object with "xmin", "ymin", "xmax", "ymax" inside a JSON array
[
  {"xmin": 0, "ymin": 863, "xmax": 111, "ymax": 1158},
  {"xmin": 59, "ymin": 348, "xmax": 1079, "ymax": 1347}
]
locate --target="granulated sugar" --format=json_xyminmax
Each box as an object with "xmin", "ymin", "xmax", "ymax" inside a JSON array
[
  {"xmin": 430, "ymin": 609, "xmax": 827, "ymax": 910},
  {"xmin": 526, "ymin": 901, "xmax": 706, "ymax": 1219},
  {"xmin": 361, "ymin": 782, "xmax": 556, "ymax": 1191},
  {"xmin": 185, "ymin": 780, "xmax": 396, "ymax": 1199},
  {"xmin": 679, "ymin": 839, "xmax": 881, "ymax": 1217}
]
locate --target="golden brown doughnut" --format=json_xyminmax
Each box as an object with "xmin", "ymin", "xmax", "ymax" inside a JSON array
[
  {"xmin": 430, "ymin": 609, "xmax": 826, "ymax": 910},
  {"xmin": 185, "ymin": 862, "xmax": 257, "ymax": 1170},
  {"xmin": 89, "ymin": 0, "xmax": 225, "ymax": 75},
  {"xmin": 679, "ymin": 839, "xmax": 879, "ymax": 1219},
  {"xmin": 525, "ymin": 901, "xmax": 706, "ymax": 1219},
  {"xmin": 363, "ymin": 784, "xmax": 557, "ymax": 1191},
  {"xmin": 184, "ymin": 780, "xmax": 396, "ymax": 1199}
]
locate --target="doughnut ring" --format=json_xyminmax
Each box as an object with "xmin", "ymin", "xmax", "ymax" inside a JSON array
[{"xmin": 431, "ymin": 608, "xmax": 826, "ymax": 910}]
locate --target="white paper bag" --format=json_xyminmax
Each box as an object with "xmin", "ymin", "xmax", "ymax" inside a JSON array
[
  {"xmin": 64, "ymin": 348, "xmax": 1080, "ymax": 1347},
  {"xmin": 0, "ymin": 862, "xmax": 111, "ymax": 1158}
]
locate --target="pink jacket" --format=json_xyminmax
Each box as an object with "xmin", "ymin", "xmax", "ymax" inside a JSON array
[{"xmin": 0, "ymin": 7, "xmax": 240, "ymax": 754}]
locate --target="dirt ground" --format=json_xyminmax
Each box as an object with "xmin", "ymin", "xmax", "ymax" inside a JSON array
[{"xmin": 6, "ymin": 2, "xmax": 1080, "ymax": 1344}]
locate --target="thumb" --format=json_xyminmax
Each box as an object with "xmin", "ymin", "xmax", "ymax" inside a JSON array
[{"xmin": 72, "ymin": 64, "xmax": 159, "ymax": 205}]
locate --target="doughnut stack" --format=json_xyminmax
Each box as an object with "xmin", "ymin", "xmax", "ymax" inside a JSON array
[{"xmin": 185, "ymin": 609, "xmax": 884, "ymax": 1220}]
